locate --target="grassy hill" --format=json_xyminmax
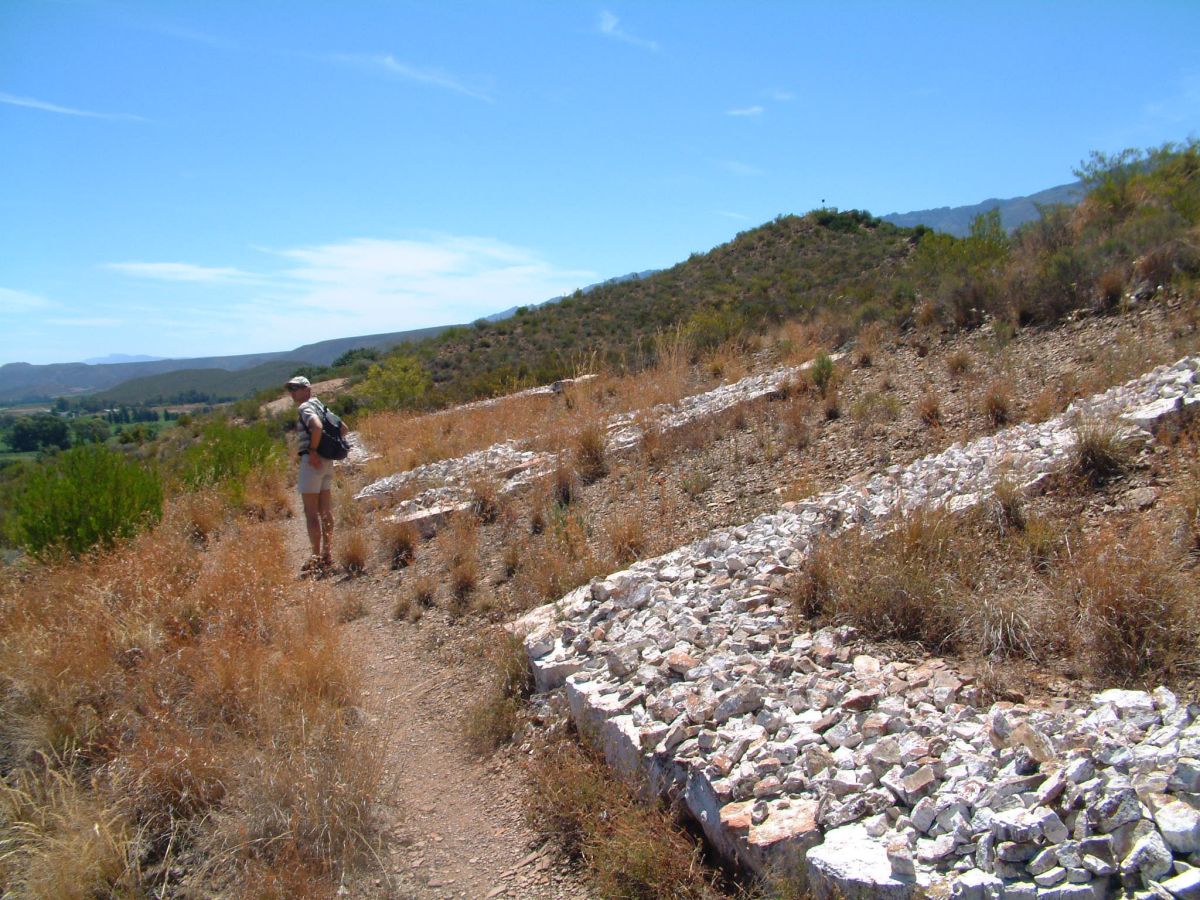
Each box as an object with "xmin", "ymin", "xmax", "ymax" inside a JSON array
[
  {"xmin": 396, "ymin": 210, "xmax": 917, "ymax": 406},
  {"xmin": 91, "ymin": 359, "xmax": 306, "ymax": 405}
]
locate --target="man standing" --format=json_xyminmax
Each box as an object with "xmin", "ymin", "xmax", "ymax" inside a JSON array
[{"xmin": 285, "ymin": 376, "xmax": 334, "ymax": 574}]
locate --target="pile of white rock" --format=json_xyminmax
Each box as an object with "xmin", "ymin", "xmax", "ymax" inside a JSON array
[
  {"xmin": 355, "ymin": 357, "xmax": 832, "ymax": 530},
  {"xmin": 514, "ymin": 357, "xmax": 1200, "ymax": 899}
]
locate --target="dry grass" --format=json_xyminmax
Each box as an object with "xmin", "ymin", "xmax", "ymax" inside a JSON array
[
  {"xmin": 855, "ymin": 321, "xmax": 884, "ymax": 368},
  {"xmin": 791, "ymin": 488, "xmax": 1199, "ymax": 686},
  {"xmin": 982, "ymin": 381, "xmax": 1013, "ymax": 427},
  {"xmin": 525, "ymin": 736, "xmax": 711, "ymax": 899},
  {"xmin": 380, "ymin": 518, "xmax": 419, "ymax": 569},
  {"xmin": 1056, "ymin": 524, "xmax": 1196, "ymax": 680},
  {"xmin": 464, "ymin": 630, "xmax": 533, "ymax": 754},
  {"xmin": 918, "ymin": 390, "xmax": 942, "ymax": 427},
  {"xmin": 945, "ymin": 349, "xmax": 973, "ymax": 377},
  {"xmin": 782, "ymin": 394, "xmax": 813, "ymax": 450},
  {"xmin": 1071, "ymin": 418, "xmax": 1136, "ymax": 487},
  {"xmin": 410, "ymin": 573, "xmax": 437, "ymax": 610},
  {"xmin": 607, "ymin": 509, "xmax": 649, "ymax": 564},
  {"xmin": 573, "ymin": 424, "xmax": 608, "ymax": 484},
  {"xmin": 467, "ymin": 476, "xmax": 503, "ymax": 523},
  {"xmin": 241, "ymin": 469, "xmax": 293, "ymax": 522},
  {"xmin": 822, "ymin": 384, "xmax": 841, "ymax": 420},
  {"xmin": 0, "ymin": 760, "xmax": 138, "ymax": 898},
  {"xmin": 337, "ymin": 525, "xmax": 370, "ymax": 575},
  {"xmin": 0, "ymin": 496, "xmax": 378, "ymax": 896}
]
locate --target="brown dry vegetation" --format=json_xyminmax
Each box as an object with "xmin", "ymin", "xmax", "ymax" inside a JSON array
[{"xmin": 0, "ymin": 499, "xmax": 377, "ymax": 897}]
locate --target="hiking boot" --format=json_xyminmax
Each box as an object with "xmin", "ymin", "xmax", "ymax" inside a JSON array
[{"xmin": 300, "ymin": 555, "xmax": 324, "ymax": 576}]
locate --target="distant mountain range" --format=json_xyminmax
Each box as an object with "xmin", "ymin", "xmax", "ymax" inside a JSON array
[
  {"xmin": 83, "ymin": 353, "xmax": 167, "ymax": 365},
  {"xmin": 0, "ymin": 325, "xmax": 450, "ymax": 404},
  {"xmin": 882, "ymin": 181, "xmax": 1085, "ymax": 237}
]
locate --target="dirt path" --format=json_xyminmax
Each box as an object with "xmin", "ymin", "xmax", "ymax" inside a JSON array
[{"xmin": 286, "ymin": 516, "xmax": 592, "ymax": 899}]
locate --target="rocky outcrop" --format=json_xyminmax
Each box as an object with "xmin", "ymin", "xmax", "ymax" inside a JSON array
[{"xmin": 513, "ymin": 357, "xmax": 1200, "ymax": 898}]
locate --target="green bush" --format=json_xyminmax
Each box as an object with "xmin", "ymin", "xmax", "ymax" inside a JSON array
[
  {"xmin": 4, "ymin": 444, "xmax": 163, "ymax": 558},
  {"xmin": 178, "ymin": 421, "xmax": 284, "ymax": 499}
]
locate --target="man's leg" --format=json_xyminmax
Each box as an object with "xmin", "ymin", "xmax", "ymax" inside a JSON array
[
  {"xmin": 301, "ymin": 491, "xmax": 323, "ymax": 558},
  {"xmin": 317, "ymin": 488, "xmax": 334, "ymax": 561}
]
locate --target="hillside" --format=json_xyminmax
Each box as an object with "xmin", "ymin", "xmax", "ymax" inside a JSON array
[
  {"xmin": 883, "ymin": 180, "xmax": 1085, "ymax": 235},
  {"xmin": 91, "ymin": 359, "xmax": 306, "ymax": 405},
  {"xmin": 403, "ymin": 210, "xmax": 915, "ymax": 405}
]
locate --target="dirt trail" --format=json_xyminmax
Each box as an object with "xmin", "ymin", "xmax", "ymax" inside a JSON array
[{"xmin": 285, "ymin": 516, "xmax": 591, "ymax": 899}]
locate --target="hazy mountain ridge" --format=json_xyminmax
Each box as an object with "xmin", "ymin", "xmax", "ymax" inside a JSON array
[
  {"xmin": 0, "ymin": 325, "xmax": 451, "ymax": 404},
  {"xmin": 883, "ymin": 181, "xmax": 1085, "ymax": 236}
]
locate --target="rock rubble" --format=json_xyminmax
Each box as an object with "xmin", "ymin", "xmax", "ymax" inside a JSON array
[
  {"xmin": 355, "ymin": 358, "xmax": 833, "ymax": 531},
  {"xmin": 513, "ymin": 356, "xmax": 1200, "ymax": 898}
]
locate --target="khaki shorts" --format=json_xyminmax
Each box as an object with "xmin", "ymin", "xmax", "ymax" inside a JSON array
[{"xmin": 297, "ymin": 454, "xmax": 334, "ymax": 494}]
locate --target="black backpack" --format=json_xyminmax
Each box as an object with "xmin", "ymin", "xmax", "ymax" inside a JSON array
[{"xmin": 309, "ymin": 400, "xmax": 351, "ymax": 461}]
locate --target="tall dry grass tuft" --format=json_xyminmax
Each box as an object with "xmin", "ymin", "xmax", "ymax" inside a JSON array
[
  {"xmin": 241, "ymin": 469, "xmax": 293, "ymax": 521},
  {"xmin": 918, "ymin": 390, "xmax": 942, "ymax": 427},
  {"xmin": 381, "ymin": 518, "xmax": 419, "ymax": 569},
  {"xmin": 982, "ymin": 381, "xmax": 1013, "ymax": 427},
  {"xmin": 607, "ymin": 509, "xmax": 648, "ymax": 565},
  {"xmin": 465, "ymin": 630, "xmax": 534, "ymax": 754},
  {"xmin": 0, "ymin": 760, "xmax": 138, "ymax": 899},
  {"xmin": 337, "ymin": 525, "xmax": 370, "ymax": 575},
  {"xmin": 573, "ymin": 424, "xmax": 608, "ymax": 484},
  {"xmin": 1071, "ymin": 418, "xmax": 1136, "ymax": 487},
  {"xmin": 1058, "ymin": 524, "xmax": 1196, "ymax": 681},
  {"xmin": 946, "ymin": 349, "xmax": 973, "ymax": 377}
]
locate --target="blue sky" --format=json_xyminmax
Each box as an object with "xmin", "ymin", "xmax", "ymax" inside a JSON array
[{"xmin": 2, "ymin": 1, "xmax": 1198, "ymax": 366}]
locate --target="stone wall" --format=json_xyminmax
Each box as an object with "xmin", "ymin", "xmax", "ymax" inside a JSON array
[{"xmin": 513, "ymin": 357, "xmax": 1200, "ymax": 899}]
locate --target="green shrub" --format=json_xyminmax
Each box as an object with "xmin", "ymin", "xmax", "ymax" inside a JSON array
[
  {"xmin": 178, "ymin": 421, "xmax": 284, "ymax": 502},
  {"xmin": 5, "ymin": 444, "xmax": 163, "ymax": 558},
  {"xmin": 809, "ymin": 352, "xmax": 835, "ymax": 394}
]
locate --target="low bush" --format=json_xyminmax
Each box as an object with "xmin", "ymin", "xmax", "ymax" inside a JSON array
[
  {"xmin": 178, "ymin": 421, "xmax": 284, "ymax": 503},
  {"xmin": 5, "ymin": 444, "xmax": 163, "ymax": 558},
  {"xmin": 809, "ymin": 351, "xmax": 835, "ymax": 394}
]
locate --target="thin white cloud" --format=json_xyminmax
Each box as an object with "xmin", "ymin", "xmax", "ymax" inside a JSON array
[
  {"xmin": 598, "ymin": 11, "xmax": 659, "ymax": 51},
  {"xmin": 0, "ymin": 287, "xmax": 56, "ymax": 313},
  {"xmin": 47, "ymin": 317, "xmax": 124, "ymax": 328},
  {"xmin": 148, "ymin": 22, "xmax": 239, "ymax": 50},
  {"xmin": 726, "ymin": 105, "xmax": 764, "ymax": 117},
  {"xmin": 105, "ymin": 262, "xmax": 255, "ymax": 283},
  {"xmin": 100, "ymin": 235, "xmax": 596, "ymax": 351},
  {"xmin": 268, "ymin": 235, "xmax": 594, "ymax": 324},
  {"xmin": 768, "ymin": 89, "xmax": 795, "ymax": 102},
  {"xmin": 329, "ymin": 54, "xmax": 494, "ymax": 102},
  {"xmin": 1144, "ymin": 70, "xmax": 1200, "ymax": 126},
  {"xmin": 0, "ymin": 91, "xmax": 147, "ymax": 122},
  {"xmin": 717, "ymin": 159, "xmax": 765, "ymax": 177}
]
